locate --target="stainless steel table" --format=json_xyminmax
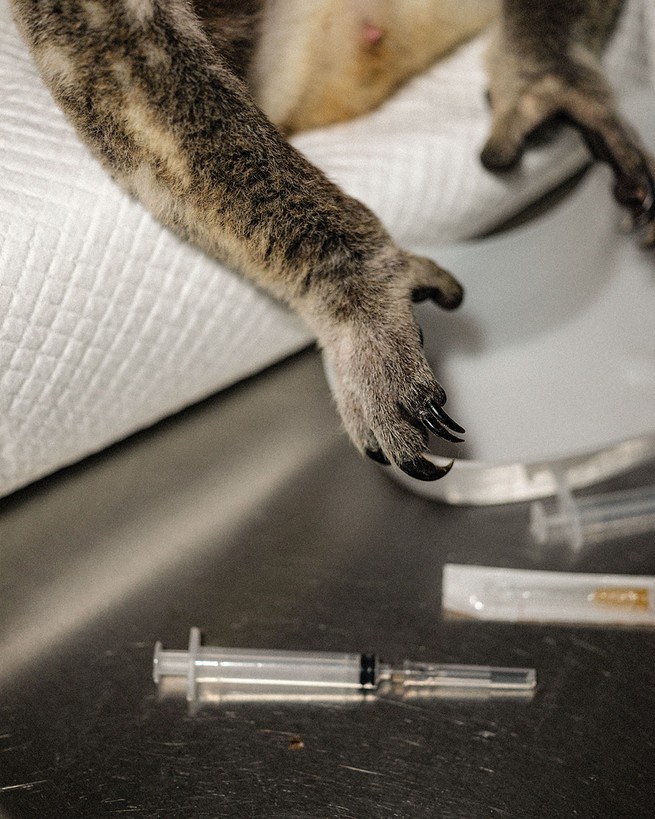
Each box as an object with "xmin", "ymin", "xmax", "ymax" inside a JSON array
[{"xmin": 1, "ymin": 349, "xmax": 654, "ymax": 818}]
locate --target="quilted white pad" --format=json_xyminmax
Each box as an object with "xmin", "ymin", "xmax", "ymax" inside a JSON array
[{"xmin": 1, "ymin": 0, "xmax": 654, "ymax": 496}]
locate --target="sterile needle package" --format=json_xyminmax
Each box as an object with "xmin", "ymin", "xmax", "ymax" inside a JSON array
[{"xmin": 442, "ymin": 564, "xmax": 655, "ymax": 627}]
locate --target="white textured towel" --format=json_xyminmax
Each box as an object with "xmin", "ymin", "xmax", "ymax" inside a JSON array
[{"xmin": 1, "ymin": 0, "xmax": 654, "ymax": 496}]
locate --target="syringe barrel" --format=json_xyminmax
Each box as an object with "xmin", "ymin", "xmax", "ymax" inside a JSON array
[
  {"xmin": 531, "ymin": 484, "xmax": 655, "ymax": 548},
  {"xmin": 153, "ymin": 629, "xmax": 372, "ymax": 701},
  {"xmin": 188, "ymin": 647, "xmax": 364, "ymax": 687}
]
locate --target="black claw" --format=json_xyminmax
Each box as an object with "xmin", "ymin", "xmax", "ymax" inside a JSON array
[
  {"xmin": 399, "ymin": 457, "xmax": 454, "ymax": 481},
  {"xmin": 365, "ymin": 447, "xmax": 391, "ymax": 466},
  {"xmin": 426, "ymin": 399, "xmax": 465, "ymax": 434},
  {"xmin": 614, "ymin": 168, "xmax": 655, "ymax": 225},
  {"xmin": 423, "ymin": 400, "xmax": 465, "ymax": 442},
  {"xmin": 421, "ymin": 413, "xmax": 465, "ymax": 444},
  {"xmin": 638, "ymin": 162, "xmax": 655, "ymax": 215},
  {"xmin": 633, "ymin": 162, "xmax": 655, "ymax": 222}
]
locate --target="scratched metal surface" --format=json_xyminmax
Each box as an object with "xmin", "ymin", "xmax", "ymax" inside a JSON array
[{"xmin": 1, "ymin": 349, "xmax": 654, "ymax": 818}]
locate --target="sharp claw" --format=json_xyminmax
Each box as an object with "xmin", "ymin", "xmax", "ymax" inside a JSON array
[
  {"xmin": 424, "ymin": 400, "xmax": 466, "ymax": 441},
  {"xmin": 399, "ymin": 457, "xmax": 454, "ymax": 481},
  {"xmin": 426, "ymin": 399, "xmax": 466, "ymax": 434},
  {"xmin": 365, "ymin": 447, "xmax": 391, "ymax": 466},
  {"xmin": 616, "ymin": 174, "xmax": 655, "ymax": 225},
  {"xmin": 421, "ymin": 413, "xmax": 465, "ymax": 443},
  {"xmin": 637, "ymin": 161, "xmax": 655, "ymax": 220},
  {"xmin": 434, "ymin": 458, "xmax": 455, "ymax": 479}
]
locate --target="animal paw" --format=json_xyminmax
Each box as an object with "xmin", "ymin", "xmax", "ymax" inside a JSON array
[
  {"xmin": 316, "ymin": 251, "xmax": 465, "ymax": 481},
  {"xmin": 604, "ymin": 142, "xmax": 655, "ymax": 247},
  {"xmin": 481, "ymin": 70, "xmax": 655, "ymax": 246}
]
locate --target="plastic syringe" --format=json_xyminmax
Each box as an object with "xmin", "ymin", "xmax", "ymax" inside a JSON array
[
  {"xmin": 153, "ymin": 628, "xmax": 536, "ymax": 703},
  {"xmin": 530, "ymin": 483, "xmax": 655, "ymax": 550}
]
